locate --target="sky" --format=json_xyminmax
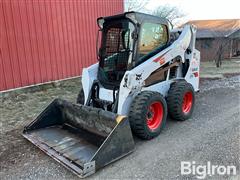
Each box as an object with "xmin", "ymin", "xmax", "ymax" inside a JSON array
[{"xmin": 142, "ymin": 0, "xmax": 240, "ymax": 22}]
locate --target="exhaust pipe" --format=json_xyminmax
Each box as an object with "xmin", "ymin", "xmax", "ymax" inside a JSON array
[{"xmin": 23, "ymin": 99, "xmax": 134, "ymax": 178}]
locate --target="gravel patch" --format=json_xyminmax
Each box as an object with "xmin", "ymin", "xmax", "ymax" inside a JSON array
[{"xmin": 0, "ymin": 76, "xmax": 239, "ymax": 179}]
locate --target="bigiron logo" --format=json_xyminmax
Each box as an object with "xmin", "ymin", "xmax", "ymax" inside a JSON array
[{"xmin": 181, "ymin": 161, "xmax": 237, "ymax": 179}]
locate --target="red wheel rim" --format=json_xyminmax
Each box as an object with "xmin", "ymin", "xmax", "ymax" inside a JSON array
[
  {"xmin": 147, "ymin": 102, "xmax": 163, "ymax": 130},
  {"xmin": 182, "ymin": 92, "xmax": 193, "ymax": 114}
]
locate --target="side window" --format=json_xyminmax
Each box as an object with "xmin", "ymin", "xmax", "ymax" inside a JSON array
[{"xmin": 139, "ymin": 23, "xmax": 168, "ymax": 58}]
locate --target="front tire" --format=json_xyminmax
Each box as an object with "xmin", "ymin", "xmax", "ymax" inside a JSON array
[
  {"xmin": 129, "ymin": 91, "xmax": 167, "ymax": 140},
  {"xmin": 167, "ymin": 81, "xmax": 195, "ymax": 121}
]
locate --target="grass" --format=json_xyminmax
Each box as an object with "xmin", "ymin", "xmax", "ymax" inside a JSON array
[{"xmin": 200, "ymin": 58, "xmax": 240, "ymax": 79}]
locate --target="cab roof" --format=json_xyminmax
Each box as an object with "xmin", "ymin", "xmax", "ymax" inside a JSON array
[{"xmin": 97, "ymin": 11, "xmax": 169, "ymax": 28}]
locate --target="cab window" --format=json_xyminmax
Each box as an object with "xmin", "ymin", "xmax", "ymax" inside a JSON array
[{"xmin": 139, "ymin": 23, "xmax": 168, "ymax": 58}]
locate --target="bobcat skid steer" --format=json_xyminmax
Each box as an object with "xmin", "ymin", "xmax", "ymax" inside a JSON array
[{"xmin": 23, "ymin": 12, "xmax": 200, "ymax": 178}]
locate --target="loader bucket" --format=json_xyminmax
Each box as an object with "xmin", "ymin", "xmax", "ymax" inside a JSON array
[{"xmin": 23, "ymin": 99, "xmax": 134, "ymax": 178}]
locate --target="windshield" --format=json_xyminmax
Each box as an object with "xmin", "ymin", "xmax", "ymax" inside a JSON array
[
  {"xmin": 139, "ymin": 23, "xmax": 168, "ymax": 58},
  {"xmin": 135, "ymin": 23, "xmax": 168, "ymax": 65},
  {"xmin": 98, "ymin": 19, "xmax": 135, "ymax": 87}
]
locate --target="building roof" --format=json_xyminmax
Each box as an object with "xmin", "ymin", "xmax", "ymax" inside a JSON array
[{"xmin": 186, "ymin": 19, "xmax": 240, "ymax": 38}]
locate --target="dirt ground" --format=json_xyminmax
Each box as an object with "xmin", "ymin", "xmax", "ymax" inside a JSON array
[
  {"xmin": 0, "ymin": 79, "xmax": 80, "ymax": 179},
  {"xmin": 0, "ymin": 74, "xmax": 240, "ymax": 179}
]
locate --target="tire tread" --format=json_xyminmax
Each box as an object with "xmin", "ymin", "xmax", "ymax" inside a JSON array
[
  {"xmin": 129, "ymin": 91, "xmax": 167, "ymax": 140},
  {"xmin": 167, "ymin": 81, "xmax": 195, "ymax": 121}
]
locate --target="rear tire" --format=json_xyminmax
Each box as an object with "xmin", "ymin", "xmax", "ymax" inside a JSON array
[
  {"xmin": 129, "ymin": 91, "xmax": 167, "ymax": 140},
  {"xmin": 167, "ymin": 81, "xmax": 195, "ymax": 121},
  {"xmin": 76, "ymin": 88, "xmax": 85, "ymax": 105}
]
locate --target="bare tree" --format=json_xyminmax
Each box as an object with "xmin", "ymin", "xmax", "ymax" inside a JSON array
[
  {"xmin": 125, "ymin": 2, "xmax": 185, "ymax": 26},
  {"xmin": 214, "ymin": 37, "xmax": 232, "ymax": 68},
  {"xmin": 153, "ymin": 5, "xmax": 185, "ymax": 26},
  {"xmin": 212, "ymin": 29, "xmax": 232, "ymax": 68},
  {"xmin": 125, "ymin": 0, "xmax": 150, "ymax": 12}
]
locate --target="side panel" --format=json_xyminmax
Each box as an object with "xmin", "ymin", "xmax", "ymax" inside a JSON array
[
  {"xmin": 142, "ymin": 80, "xmax": 172, "ymax": 97},
  {"xmin": 183, "ymin": 25, "xmax": 200, "ymax": 91},
  {"xmin": 184, "ymin": 49, "xmax": 200, "ymax": 91},
  {"xmin": 82, "ymin": 63, "xmax": 99, "ymax": 104},
  {"xmin": 118, "ymin": 80, "xmax": 172, "ymax": 116}
]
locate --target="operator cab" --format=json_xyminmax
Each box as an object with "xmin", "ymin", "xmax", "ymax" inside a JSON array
[{"xmin": 97, "ymin": 12, "xmax": 170, "ymax": 89}]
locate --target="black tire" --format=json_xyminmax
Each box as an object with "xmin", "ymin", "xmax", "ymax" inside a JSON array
[
  {"xmin": 167, "ymin": 81, "xmax": 195, "ymax": 121},
  {"xmin": 76, "ymin": 88, "xmax": 85, "ymax": 104},
  {"xmin": 129, "ymin": 91, "xmax": 167, "ymax": 140}
]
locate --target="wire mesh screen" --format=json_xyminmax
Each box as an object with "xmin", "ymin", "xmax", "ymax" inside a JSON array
[
  {"xmin": 104, "ymin": 27, "xmax": 130, "ymax": 69},
  {"xmin": 106, "ymin": 28, "xmax": 122, "ymax": 55},
  {"xmin": 99, "ymin": 23, "xmax": 131, "ymax": 84}
]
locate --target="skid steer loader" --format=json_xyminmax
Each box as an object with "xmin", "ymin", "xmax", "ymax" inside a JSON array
[{"xmin": 23, "ymin": 12, "xmax": 200, "ymax": 178}]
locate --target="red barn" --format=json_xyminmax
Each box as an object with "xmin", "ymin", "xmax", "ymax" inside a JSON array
[{"xmin": 0, "ymin": 0, "xmax": 123, "ymax": 91}]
